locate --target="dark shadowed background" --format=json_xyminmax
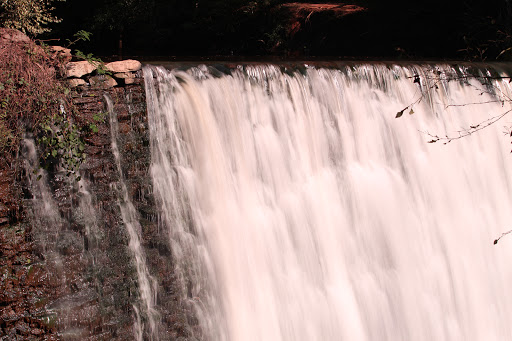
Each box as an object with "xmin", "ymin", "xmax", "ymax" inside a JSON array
[{"xmin": 40, "ymin": 0, "xmax": 512, "ymax": 61}]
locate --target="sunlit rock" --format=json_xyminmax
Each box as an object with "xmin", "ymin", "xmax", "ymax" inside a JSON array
[
  {"xmin": 50, "ymin": 45, "xmax": 72, "ymax": 63},
  {"xmin": 89, "ymin": 74, "xmax": 117, "ymax": 88},
  {"xmin": 113, "ymin": 72, "xmax": 135, "ymax": 79},
  {"xmin": 68, "ymin": 78, "xmax": 87, "ymax": 87},
  {"xmin": 0, "ymin": 28, "xmax": 30, "ymax": 44},
  {"xmin": 66, "ymin": 61, "xmax": 97, "ymax": 78},
  {"xmin": 106, "ymin": 59, "xmax": 142, "ymax": 73}
]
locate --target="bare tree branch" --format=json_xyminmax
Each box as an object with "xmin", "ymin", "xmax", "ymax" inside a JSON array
[
  {"xmin": 419, "ymin": 109, "xmax": 512, "ymax": 144},
  {"xmin": 443, "ymin": 100, "xmax": 504, "ymax": 108},
  {"xmin": 398, "ymin": 68, "xmax": 512, "ymax": 145},
  {"xmin": 494, "ymin": 229, "xmax": 512, "ymax": 245}
]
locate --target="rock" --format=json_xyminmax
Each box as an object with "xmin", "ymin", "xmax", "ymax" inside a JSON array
[
  {"xmin": 50, "ymin": 45, "xmax": 70, "ymax": 54},
  {"xmin": 113, "ymin": 72, "xmax": 135, "ymax": 79},
  {"xmin": 124, "ymin": 78, "xmax": 136, "ymax": 85},
  {"xmin": 0, "ymin": 81, "xmax": 160, "ymax": 340},
  {"xmin": 89, "ymin": 75, "xmax": 117, "ymax": 89},
  {"xmin": 105, "ymin": 60, "xmax": 142, "ymax": 73},
  {"xmin": 0, "ymin": 28, "xmax": 45, "ymax": 55},
  {"xmin": 26, "ymin": 265, "xmax": 45, "ymax": 286},
  {"xmin": 68, "ymin": 78, "xmax": 87, "ymax": 87},
  {"xmin": 66, "ymin": 61, "xmax": 97, "ymax": 78},
  {"xmin": 15, "ymin": 321, "xmax": 30, "ymax": 334},
  {"xmin": 0, "ymin": 202, "xmax": 7, "ymax": 217},
  {"xmin": 31, "ymin": 328, "xmax": 43, "ymax": 335},
  {"xmin": 56, "ymin": 231, "xmax": 84, "ymax": 255},
  {"xmin": 50, "ymin": 45, "xmax": 72, "ymax": 63},
  {"xmin": 72, "ymin": 95, "xmax": 100, "ymax": 105},
  {"xmin": 0, "ymin": 308, "xmax": 15, "ymax": 321},
  {"xmin": 0, "ymin": 28, "xmax": 30, "ymax": 44}
]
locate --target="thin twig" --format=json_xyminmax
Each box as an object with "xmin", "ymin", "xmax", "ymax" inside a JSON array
[
  {"xmin": 400, "ymin": 69, "xmax": 512, "ymax": 144},
  {"xmin": 441, "ymin": 100, "xmax": 503, "ymax": 108},
  {"xmin": 34, "ymin": 38, "xmax": 61, "ymax": 43},
  {"xmin": 494, "ymin": 229, "xmax": 512, "ymax": 245},
  {"xmin": 420, "ymin": 109, "xmax": 512, "ymax": 144}
]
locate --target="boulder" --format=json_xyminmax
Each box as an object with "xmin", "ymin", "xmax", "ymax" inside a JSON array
[
  {"xmin": 66, "ymin": 61, "xmax": 97, "ymax": 78},
  {"xmin": 113, "ymin": 72, "xmax": 135, "ymax": 79},
  {"xmin": 68, "ymin": 78, "xmax": 87, "ymax": 87},
  {"xmin": 0, "ymin": 28, "xmax": 31, "ymax": 44},
  {"xmin": 31, "ymin": 329, "xmax": 43, "ymax": 336},
  {"xmin": 0, "ymin": 201, "xmax": 9, "ymax": 225},
  {"xmin": 105, "ymin": 60, "xmax": 142, "ymax": 73},
  {"xmin": 89, "ymin": 75, "xmax": 117, "ymax": 89},
  {"xmin": 0, "ymin": 202, "xmax": 7, "ymax": 215},
  {"xmin": 50, "ymin": 45, "xmax": 72, "ymax": 63},
  {"xmin": 0, "ymin": 28, "xmax": 45, "ymax": 55}
]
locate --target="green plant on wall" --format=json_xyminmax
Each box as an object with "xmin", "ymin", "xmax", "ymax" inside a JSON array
[
  {"xmin": 89, "ymin": 111, "xmax": 107, "ymax": 133},
  {"xmin": 67, "ymin": 30, "xmax": 111, "ymax": 75},
  {"xmin": 0, "ymin": 28, "xmax": 100, "ymax": 179},
  {"xmin": 37, "ymin": 111, "xmax": 86, "ymax": 180}
]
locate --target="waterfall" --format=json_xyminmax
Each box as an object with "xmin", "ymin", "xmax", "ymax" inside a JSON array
[
  {"xmin": 21, "ymin": 138, "xmax": 101, "ymax": 338},
  {"xmin": 144, "ymin": 63, "xmax": 512, "ymax": 341},
  {"xmin": 105, "ymin": 95, "xmax": 160, "ymax": 340},
  {"xmin": 22, "ymin": 138, "xmax": 63, "ymax": 251}
]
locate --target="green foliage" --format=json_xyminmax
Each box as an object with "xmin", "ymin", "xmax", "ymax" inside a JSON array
[
  {"xmin": 74, "ymin": 49, "xmax": 111, "ymax": 75},
  {"xmin": 0, "ymin": 0, "xmax": 64, "ymax": 36},
  {"xmin": 37, "ymin": 112, "xmax": 86, "ymax": 180},
  {"xmin": 90, "ymin": 0, "xmax": 150, "ymax": 32},
  {"xmin": 88, "ymin": 111, "xmax": 106, "ymax": 134},
  {"xmin": 264, "ymin": 24, "xmax": 286, "ymax": 51},
  {"xmin": 66, "ymin": 30, "xmax": 111, "ymax": 76},
  {"xmin": 65, "ymin": 29, "xmax": 91, "ymax": 46},
  {"xmin": 72, "ymin": 29, "xmax": 91, "ymax": 42},
  {"xmin": 0, "ymin": 30, "xmax": 98, "ymax": 180},
  {"xmin": 89, "ymin": 111, "xmax": 106, "ymax": 134},
  {"xmin": 92, "ymin": 111, "xmax": 107, "ymax": 123}
]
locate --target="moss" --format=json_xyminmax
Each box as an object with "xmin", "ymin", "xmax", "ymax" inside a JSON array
[{"xmin": 40, "ymin": 313, "xmax": 57, "ymax": 329}]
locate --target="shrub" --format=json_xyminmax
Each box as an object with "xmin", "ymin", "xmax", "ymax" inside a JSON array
[
  {"xmin": 0, "ymin": 0, "xmax": 63, "ymax": 36},
  {"xmin": 0, "ymin": 28, "xmax": 84, "ymax": 178}
]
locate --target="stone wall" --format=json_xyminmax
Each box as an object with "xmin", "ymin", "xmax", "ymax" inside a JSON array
[{"xmin": 0, "ymin": 60, "xmax": 196, "ymax": 340}]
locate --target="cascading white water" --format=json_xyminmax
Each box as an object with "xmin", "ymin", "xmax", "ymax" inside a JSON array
[
  {"xmin": 105, "ymin": 95, "xmax": 160, "ymax": 340},
  {"xmin": 144, "ymin": 63, "xmax": 512, "ymax": 341},
  {"xmin": 22, "ymin": 138, "xmax": 99, "ymax": 337},
  {"xmin": 22, "ymin": 138, "xmax": 62, "ymax": 245}
]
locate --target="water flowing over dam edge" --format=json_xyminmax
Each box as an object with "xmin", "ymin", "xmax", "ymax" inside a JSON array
[
  {"xmin": 4, "ymin": 62, "xmax": 512, "ymax": 340},
  {"xmin": 143, "ymin": 63, "xmax": 512, "ymax": 341}
]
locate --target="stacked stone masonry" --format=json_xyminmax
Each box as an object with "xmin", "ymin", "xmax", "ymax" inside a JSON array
[
  {"xmin": 0, "ymin": 60, "xmax": 197, "ymax": 339},
  {"xmin": 65, "ymin": 59, "xmax": 143, "ymax": 89}
]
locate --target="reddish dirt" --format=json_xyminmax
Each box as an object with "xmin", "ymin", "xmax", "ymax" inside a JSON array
[
  {"xmin": 280, "ymin": 2, "xmax": 367, "ymax": 36},
  {"xmin": 281, "ymin": 2, "xmax": 366, "ymax": 16}
]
